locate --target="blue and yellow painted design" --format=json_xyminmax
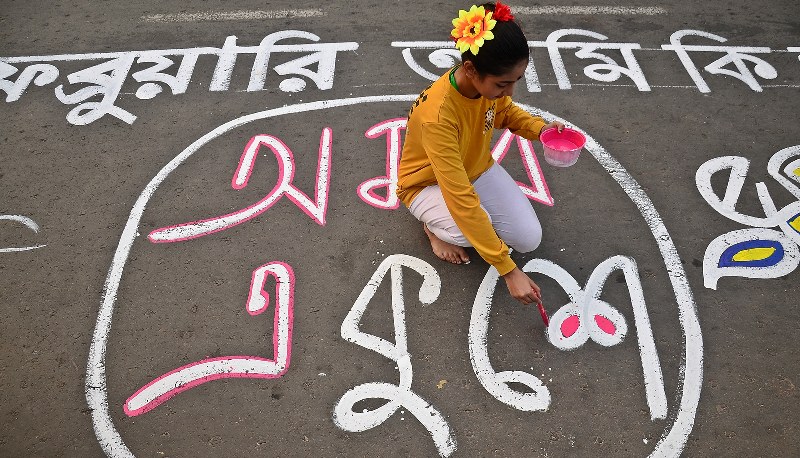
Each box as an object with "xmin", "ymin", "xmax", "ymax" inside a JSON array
[
  {"xmin": 718, "ymin": 240, "xmax": 785, "ymax": 268},
  {"xmin": 788, "ymin": 212, "xmax": 800, "ymax": 235}
]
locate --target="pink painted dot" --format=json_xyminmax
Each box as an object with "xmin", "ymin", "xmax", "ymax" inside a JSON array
[
  {"xmin": 594, "ymin": 315, "xmax": 616, "ymax": 335},
  {"xmin": 561, "ymin": 315, "xmax": 581, "ymax": 338}
]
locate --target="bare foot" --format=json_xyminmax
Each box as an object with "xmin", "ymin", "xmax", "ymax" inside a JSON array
[{"xmin": 423, "ymin": 224, "xmax": 470, "ymax": 265}]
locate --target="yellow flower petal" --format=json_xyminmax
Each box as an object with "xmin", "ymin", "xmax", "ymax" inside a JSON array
[{"xmin": 467, "ymin": 6, "xmax": 482, "ymax": 20}]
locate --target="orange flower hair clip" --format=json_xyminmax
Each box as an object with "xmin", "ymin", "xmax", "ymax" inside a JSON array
[
  {"xmin": 451, "ymin": 5, "xmax": 496, "ymax": 55},
  {"xmin": 451, "ymin": 2, "xmax": 515, "ymax": 55}
]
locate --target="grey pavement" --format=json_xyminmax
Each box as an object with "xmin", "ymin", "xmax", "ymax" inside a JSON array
[{"xmin": 1, "ymin": 1, "xmax": 798, "ymax": 457}]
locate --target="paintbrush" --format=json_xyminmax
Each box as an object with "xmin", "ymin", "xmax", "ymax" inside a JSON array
[{"xmin": 536, "ymin": 301, "xmax": 549, "ymax": 327}]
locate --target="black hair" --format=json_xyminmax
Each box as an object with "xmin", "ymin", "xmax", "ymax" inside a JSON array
[{"xmin": 460, "ymin": 2, "xmax": 529, "ymax": 76}]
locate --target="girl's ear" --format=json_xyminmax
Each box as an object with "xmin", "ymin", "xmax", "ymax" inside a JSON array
[{"xmin": 462, "ymin": 60, "xmax": 479, "ymax": 80}]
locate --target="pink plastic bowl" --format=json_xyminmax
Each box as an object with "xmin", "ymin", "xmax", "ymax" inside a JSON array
[{"xmin": 540, "ymin": 127, "xmax": 586, "ymax": 167}]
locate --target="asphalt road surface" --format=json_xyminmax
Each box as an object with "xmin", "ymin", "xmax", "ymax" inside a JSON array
[{"xmin": 1, "ymin": 1, "xmax": 798, "ymax": 457}]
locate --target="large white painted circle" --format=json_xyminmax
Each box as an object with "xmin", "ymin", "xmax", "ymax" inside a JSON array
[{"xmin": 86, "ymin": 95, "xmax": 702, "ymax": 457}]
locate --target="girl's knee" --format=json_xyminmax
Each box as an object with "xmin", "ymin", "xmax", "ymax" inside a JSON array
[
  {"xmin": 507, "ymin": 222, "xmax": 542, "ymax": 253},
  {"xmin": 510, "ymin": 231, "xmax": 542, "ymax": 253}
]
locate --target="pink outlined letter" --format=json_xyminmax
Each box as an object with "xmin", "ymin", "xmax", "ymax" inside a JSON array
[
  {"xmin": 124, "ymin": 261, "xmax": 295, "ymax": 416},
  {"xmin": 357, "ymin": 118, "xmax": 406, "ymax": 210},
  {"xmin": 491, "ymin": 129, "xmax": 554, "ymax": 206},
  {"xmin": 149, "ymin": 129, "xmax": 333, "ymax": 243}
]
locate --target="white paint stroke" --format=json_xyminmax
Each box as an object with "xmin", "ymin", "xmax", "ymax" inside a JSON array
[
  {"xmin": 512, "ymin": 5, "xmax": 667, "ymax": 15},
  {"xmin": 141, "ymin": 9, "xmax": 325, "ymax": 23},
  {"xmin": 768, "ymin": 145, "xmax": 800, "ymax": 200},
  {"xmin": 532, "ymin": 29, "xmax": 651, "ymax": 91},
  {"xmin": 569, "ymin": 256, "xmax": 667, "ymax": 420},
  {"xmin": 469, "ymin": 266, "xmax": 552, "ymax": 412},
  {"xmin": 123, "ymin": 262, "xmax": 295, "ymax": 416},
  {"xmin": 148, "ymin": 128, "xmax": 333, "ymax": 242},
  {"xmin": 695, "ymin": 156, "xmax": 773, "ymax": 228},
  {"xmin": 0, "ymin": 214, "xmax": 40, "ymax": 232},
  {"xmin": 334, "ymin": 255, "xmax": 455, "ymax": 457},
  {"xmin": 0, "ymin": 214, "xmax": 46, "ymax": 253},
  {"xmin": 661, "ymin": 30, "xmax": 775, "ymax": 94},
  {"xmin": 0, "ymin": 244, "xmax": 47, "ymax": 253},
  {"xmin": 470, "ymin": 253, "xmax": 667, "ymax": 420}
]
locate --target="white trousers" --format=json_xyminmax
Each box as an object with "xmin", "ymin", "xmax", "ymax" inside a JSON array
[{"xmin": 408, "ymin": 163, "xmax": 542, "ymax": 253}]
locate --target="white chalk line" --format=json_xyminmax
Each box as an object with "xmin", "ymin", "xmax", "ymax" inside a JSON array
[
  {"xmin": 351, "ymin": 82, "xmax": 418, "ymax": 89},
  {"xmin": 512, "ymin": 6, "xmax": 667, "ymax": 15},
  {"xmin": 0, "ymin": 244, "xmax": 47, "ymax": 253},
  {"xmin": 141, "ymin": 6, "xmax": 667, "ymax": 23},
  {"xmin": 141, "ymin": 9, "xmax": 325, "ymax": 23},
  {"xmin": 0, "ymin": 215, "xmax": 47, "ymax": 253},
  {"xmin": 540, "ymin": 83, "xmax": 697, "ymax": 89},
  {"xmin": 0, "ymin": 214, "xmax": 40, "ymax": 232}
]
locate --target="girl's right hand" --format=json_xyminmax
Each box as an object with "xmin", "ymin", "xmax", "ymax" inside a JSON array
[
  {"xmin": 542, "ymin": 121, "xmax": 565, "ymax": 134},
  {"xmin": 502, "ymin": 267, "xmax": 542, "ymax": 305}
]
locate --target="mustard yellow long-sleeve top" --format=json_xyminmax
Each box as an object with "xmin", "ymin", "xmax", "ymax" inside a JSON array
[{"xmin": 396, "ymin": 69, "xmax": 547, "ymax": 275}]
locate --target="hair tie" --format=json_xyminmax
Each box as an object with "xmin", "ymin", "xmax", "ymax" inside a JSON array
[{"xmin": 492, "ymin": 1, "xmax": 515, "ymax": 22}]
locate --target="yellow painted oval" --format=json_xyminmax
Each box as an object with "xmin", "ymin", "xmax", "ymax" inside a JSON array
[
  {"xmin": 732, "ymin": 247, "xmax": 777, "ymax": 262},
  {"xmin": 789, "ymin": 214, "xmax": 800, "ymax": 233}
]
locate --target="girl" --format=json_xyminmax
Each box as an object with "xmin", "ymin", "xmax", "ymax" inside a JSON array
[{"xmin": 396, "ymin": 2, "xmax": 563, "ymax": 305}]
